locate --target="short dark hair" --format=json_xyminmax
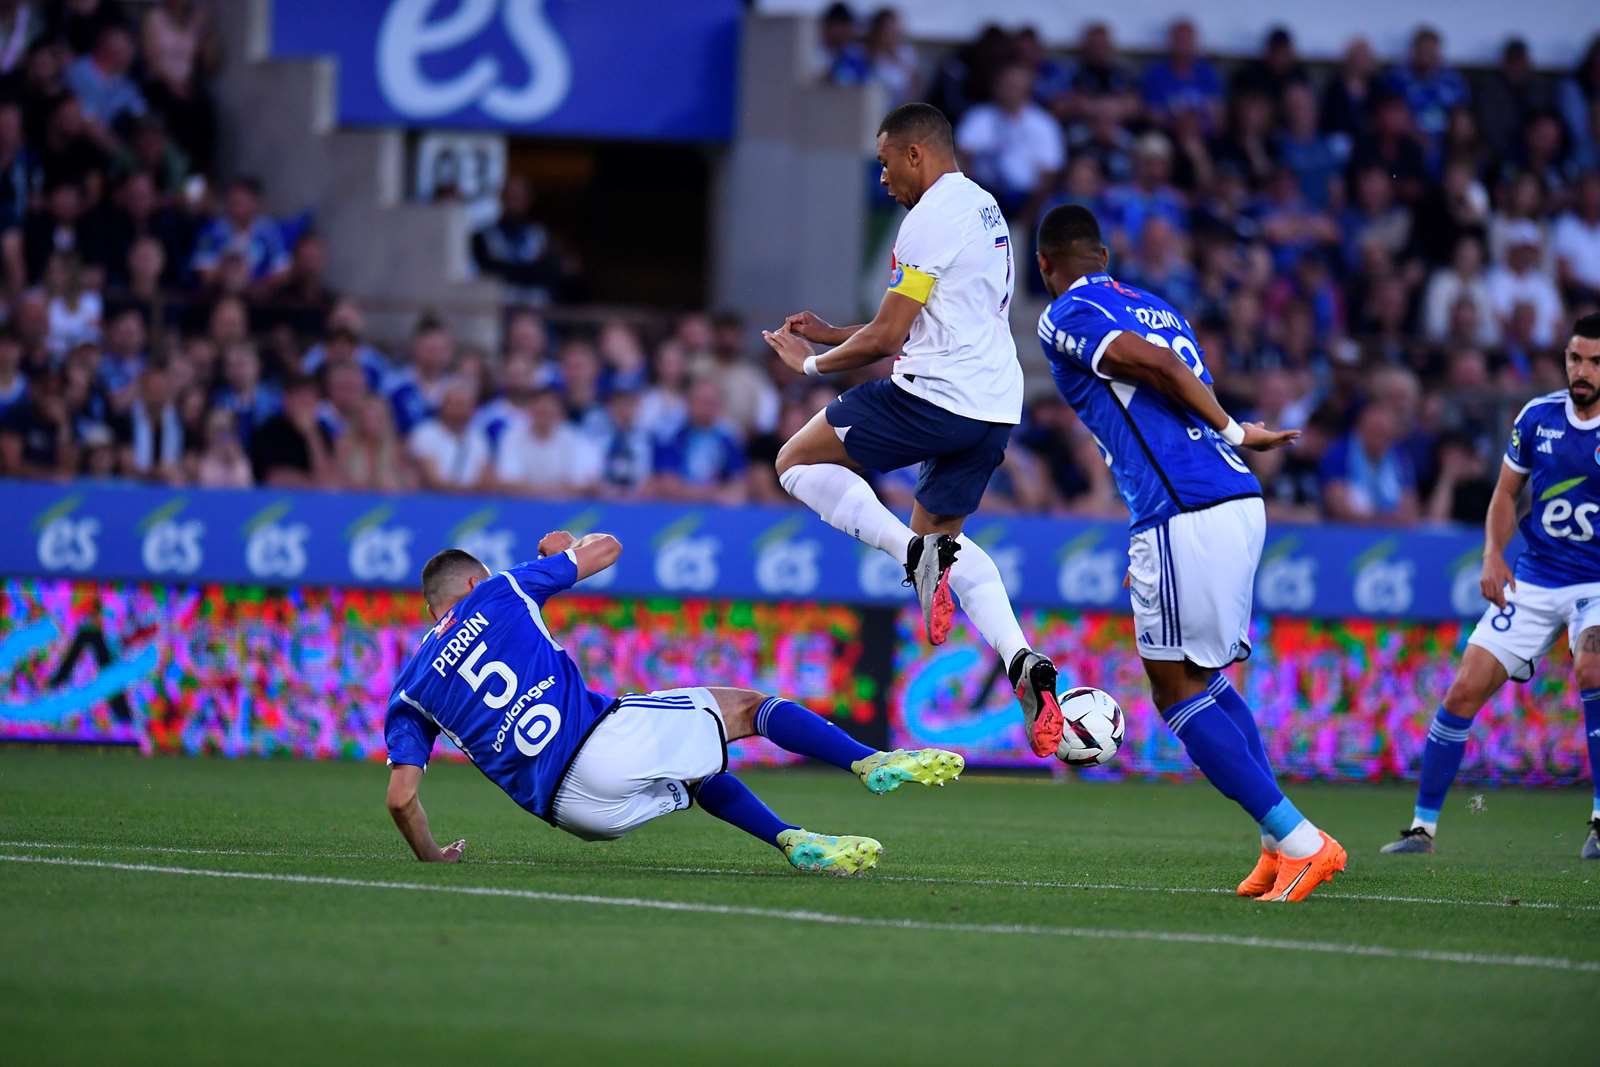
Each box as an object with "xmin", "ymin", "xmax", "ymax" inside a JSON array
[
  {"xmin": 1574, "ymin": 313, "xmax": 1600, "ymax": 340},
  {"xmin": 877, "ymin": 102, "xmax": 954, "ymax": 154},
  {"xmin": 1037, "ymin": 203, "xmax": 1104, "ymax": 258},
  {"xmin": 421, "ymin": 548, "xmax": 488, "ymax": 610}
]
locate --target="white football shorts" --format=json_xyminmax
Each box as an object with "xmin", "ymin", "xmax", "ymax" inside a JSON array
[
  {"xmin": 1465, "ymin": 580, "xmax": 1600, "ymax": 682},
  {"xmin": 1127, "ymin": 497, "xmax": 1265, "ymax": 670},
  {"xmin": 550, "ymin": 687, "xmax": 728, "ymax": 841}
]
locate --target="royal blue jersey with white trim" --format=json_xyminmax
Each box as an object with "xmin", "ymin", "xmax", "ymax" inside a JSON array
[
  {"xmin": 384, "ymin": 550, "xmax": 613, "ymax": 820},
  {"xmin": 1503, "ymin": 391, "xmax": 1600, "ymax": 587},
  {"xmin": 1037, "ymin": 273, "xmax": 1261, "ymax": 532}
]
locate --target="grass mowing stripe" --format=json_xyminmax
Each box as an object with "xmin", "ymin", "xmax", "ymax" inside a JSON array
[
  {"xmin": 6, "ymin": 853, "xmax": 1598, "ymax": 976},
  {"xmin": 4, "ymin": 838, "xmax": 1596, "ymax": 914}
]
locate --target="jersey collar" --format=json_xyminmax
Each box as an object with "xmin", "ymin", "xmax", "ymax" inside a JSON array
[
  {"xmin": 1069, "ymin": 273, "xmax": 1113, "ymax": 291},
  {"xmin": 1567, "ymin": 394, "xmax": 1600, "ymax": 431}
]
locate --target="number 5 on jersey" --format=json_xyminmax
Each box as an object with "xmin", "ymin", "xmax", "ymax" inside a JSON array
[{"xmin": 458, "ymin": 642, "xmax": 516, "ymax": 708}]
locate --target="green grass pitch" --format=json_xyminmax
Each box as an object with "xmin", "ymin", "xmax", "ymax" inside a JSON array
[{"xmin": 2, "ymin": 747, "xmax": 1597, "ymax": 1065}]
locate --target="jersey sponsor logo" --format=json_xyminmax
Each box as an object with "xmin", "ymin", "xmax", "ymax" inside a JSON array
[
  {"xmin": 376, "ymin": 0, "xmax": 572, "ymax": 124},
  {"xmin": 33, "ymin": 496, "xmax": 99, "ymax": 572},
  {"xmin": 1538, "ymin": 439, "xmax": 1554, "ymax": 454},
  {"xmin": 492, "ymin": 676, "xmax": 560, "ymax": 756},
  {"xmin": 1539, "ymin": 498, "xmax": 1599, "ymax": 542},
  {"xmin": 138, "ymin": 500, "xmax": 204, "ymax": 576},
  {"xmin": 430, "ymin": 611, "xmax": 492, "ymax": 676},
  {"xmin": 1536, "ymin": 425, "xmax": 1565, "ymax": 439},
  {"xmin": 243, "ymin": 503, "xmax": 309, "ymax": 580},
  {"xmin": 1053, "ymin": 330, "xmax": 1085, "ymax": 358}
]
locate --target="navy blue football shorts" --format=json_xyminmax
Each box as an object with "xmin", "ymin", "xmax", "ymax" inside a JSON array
[{"xmin": 825, "ymin": 378, "xmax": 1012, "ymax": 518}]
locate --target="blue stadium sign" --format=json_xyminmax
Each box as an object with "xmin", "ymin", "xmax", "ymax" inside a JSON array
[
  {"xmin": 1, "ymin": 480, "xmax": 1503, "ymax": 621},
  {"xmin": 271, "ymin": 0, "xmax": 740, "ymax": 141}
]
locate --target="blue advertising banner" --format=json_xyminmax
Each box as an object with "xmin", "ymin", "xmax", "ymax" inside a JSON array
[
  {"xmin": 270, "ymin": 0, "xmax": 740, "ymax": 141},
  {"xmin": 0, "ymin": 481, "xmax": 1499, "ymax": 621}
]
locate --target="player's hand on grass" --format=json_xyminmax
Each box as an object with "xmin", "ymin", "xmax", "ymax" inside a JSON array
[
  {"xmin": 1239, "ymin": 422, "xmax": 1301, "ymax": 452},
  {"xmin": 783, "ymin": 311, "xmax": 839, "ymax": 345},
  {"xmin": 1479, "ymin": 554, "xmax": 1515, "ymax": 609},
  {"xmin": 761, "ymin": 323, "xmax": 815, "ymax": 374},
  {"xmin": 538, "ymin": 531, "xmax": 577, "ymax": 557},
  {"xmin": 435, "ymin": 838, "xmax": 467, "ymax": 863}
]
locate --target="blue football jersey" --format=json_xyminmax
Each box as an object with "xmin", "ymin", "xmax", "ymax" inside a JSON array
[
  {"xmin": 1504, "ymin": 391, "xmax": 1600, "ymax": 587},
  {"xmin": 1037, "ymin": 273, "xmax": 1261, "ymax": 532},
  {"xmin": 384, "ymin": 551, "xmax": 614, "ymax": 822}
]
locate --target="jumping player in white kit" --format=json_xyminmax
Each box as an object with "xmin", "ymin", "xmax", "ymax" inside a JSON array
[
  {"xmin": 1034, "ymin": 204, "xmax": 1346, "ymax": 902},
  {"xmin": 761, "ymin": 102, "xmax": 1064, "ymax": 759},
  {"xmin": 383, "ymin": 530, "xmax": 964, "ymax": 875},
  {"xmin": 1380, "ymin": 313, "xmax": 1600, "ymax": 860}
]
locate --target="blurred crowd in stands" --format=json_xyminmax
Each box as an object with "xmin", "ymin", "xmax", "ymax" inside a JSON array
[{"xmin": 2, "ymin": 0, "xmax": 1599, "ymax": 531}]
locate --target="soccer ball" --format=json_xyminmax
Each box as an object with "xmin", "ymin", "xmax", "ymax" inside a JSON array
[{"xmin": 1055, "ymin": 687, "xmax": 1125, "ymax": 767}]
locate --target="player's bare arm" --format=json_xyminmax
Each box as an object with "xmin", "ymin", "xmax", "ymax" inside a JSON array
[
  {"xmin": 1098, "ymin": 332, "xmax": 1300, "ymax": 452},
  {"xmin": 783, "ymin": 311, "xmax": 860, "ymax": 347},
  {"xmin": 385, "ymin": 763, "xmax": 466, "ymax": 863},
  {"xmin": 762, "ymin": 291, "xmax": 921, "ymax": 376},
  {"xmin": 1479, "ymin": 462, "xmax": 1527, "ymax": 609},
  {"xmin": 537, "ymin": 529, "xmax": 622, "ymax": 579}
]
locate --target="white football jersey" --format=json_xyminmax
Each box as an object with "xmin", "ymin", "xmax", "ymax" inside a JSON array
[{"xmin": 885, "ymin": 171, "xmax": 1023, "ymax": 425}]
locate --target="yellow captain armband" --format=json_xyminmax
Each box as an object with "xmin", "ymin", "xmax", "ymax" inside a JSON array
[{"xmin": 887, "ymin": 263, "xmax": 935, "ymax": 303}]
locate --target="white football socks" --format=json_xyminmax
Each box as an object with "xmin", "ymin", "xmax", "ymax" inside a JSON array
[
  {"xmin": 1276, "ymin": 819, "xmax": 1323, "ymax": 860},
  {"xmin": 778, "ymin": 463, "xmax": 914, "ymax": 564},
  {"xmin": 1260, "ymin": 833, "xmax": 1278, "ymax": 852},
  {"xmin": 947, "ymin": 535, "xmax": 1029, "ymax": 669},
  {"xmin": 1410, "ymin": 815, "xmax": 1439, "ymax": 837}
]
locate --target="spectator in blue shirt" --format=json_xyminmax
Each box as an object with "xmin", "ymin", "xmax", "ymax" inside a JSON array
[
  {"xmin": 384, "ymin": 317, "xmax": 455, "ymax": 436},
  {"xmin": 215, "ymin": 341, "xmax": 280, "ymax": 447},
  {"xmin": 1141, "ymin": 19, "xmax": 1222, "ymax": 131},
  {"xmin": 1385, "ymin": 27, "xmax": 1469, "ymax": 152},
  {"xmin": 1319, "ymin": 400, "xmax": 1420, "ymax": 525},
  {"xmin": 814, "ymin": 3, "xmax": 867, "ymax": 85},
  {"xmin": 595, "ymin": 382, "xmax": 657, "ymax": 498},
  {"xmin": 1276, "ymin": 82, "xmax": 1346, "ymax": 209},
  {"xmin": 191, "ymin": 175, "xmax": 290, "ymax": 292},
  {"xmin": 64, "ymin": 24, "xmax": 145, "ymax": 134},
  {"xmin": 1103, "ymin": 132, "xmax": 1188, "ymax": 255},
  {"xmin": 1121, "ymin": 216, "xmax": 1199, "ymax": 313},
  {"xmin": 653, "ymin": 376, "xmax": 747, "ymax": 504}
]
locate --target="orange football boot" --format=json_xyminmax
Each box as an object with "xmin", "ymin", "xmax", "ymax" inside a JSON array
[
  {"xmin": 1260, "ymin": 831, "xmax": 1347, "ymax": 903},
  {"xmin": 1236, "ymin": 847, "xmax": 1279, "ymax": 897}
]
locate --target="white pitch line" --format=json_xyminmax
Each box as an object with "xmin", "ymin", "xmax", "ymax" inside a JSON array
[
  {"xmin": 3, "ymin": 853, "xmax": 1597, "ymax": 976},
  {"xmin": 2, "ymin": 838, "xmax": 1596, "ymax": 913}
]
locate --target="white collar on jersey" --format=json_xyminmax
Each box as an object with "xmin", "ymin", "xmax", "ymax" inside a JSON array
[
  {"xmin": 1567, "ymin": 394, "xmax": 1600, "ymax": 431},
  {"xmin": 1069, "ymin": 273, "xmax": 1111, "ymax": 291}
]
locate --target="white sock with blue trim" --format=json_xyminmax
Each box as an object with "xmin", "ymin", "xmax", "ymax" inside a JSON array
[{"xmin": 948, "ymin": 536, "xmax": 1029, "ymax": 668}]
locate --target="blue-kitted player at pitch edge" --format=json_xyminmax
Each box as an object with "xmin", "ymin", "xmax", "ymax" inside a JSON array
[
  {"xmin": 1034, "ymin": 204, "xmax": 1346, "ymax": 902},
  {"xmin": 1382, "ymin": 313, "xmax": 1600, "ymax": 861},
  {"xmin": 383, "ymin": 530, "xmax": 963, "ymax": 873}
]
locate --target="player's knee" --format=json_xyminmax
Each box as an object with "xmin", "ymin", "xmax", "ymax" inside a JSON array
[
  {"xmin": 1574, "ymin": 654, "xmax": 1600, "ymax": 693},
  {"xmin": 1440, "ymin": 675, "xmax": 1485, "ymax": 721},
  {"xmin": 710, "ymin": 687, "xmax": 764, "ymax": 739}
]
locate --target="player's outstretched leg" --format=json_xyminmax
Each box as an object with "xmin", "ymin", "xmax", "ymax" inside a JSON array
[
  {"xmin": 932, "ymin": 530, "xmax": 1063, "ymax": 755},
  {"xmin": 777, "ymin": 462, "xmax": 916, "ymax": 567},
  {"xmin": 1380, "ymin": 645, "xmax": 1507, "ymax": 855},
  {"xmin": 750, "ymin": 695, "xmax": 964, "ymax": 795},
  {"xmin": 691, "ymin": 772, "xmax": 882, "ymax": 875},
  {"xmin": 1205, "ymin": 675, "xmax": 1284, "ymax": 895},
  {"xmin": 1157, "ymin": 676, "xmax": 1344, "ymax": 902},
  {"xmin": 1578, "ymin": 637, "xmax": 1600, "ymax": 859}
]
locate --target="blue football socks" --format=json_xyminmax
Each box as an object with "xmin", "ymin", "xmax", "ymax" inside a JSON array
[
  {"xmin": 755, "ymin": 696, "xmax": 875, "ymax": 770},
  {"xmin": 1162, "ymin": 688, "xmax": 1315, "ymax": 853},
  {"xmin": 1413, "ymin": 707, "xmax": 1474, "ymax": 833},
  {"xmin": 692, "ymin": 772, "xmax": 796, "ymax": 846}
]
